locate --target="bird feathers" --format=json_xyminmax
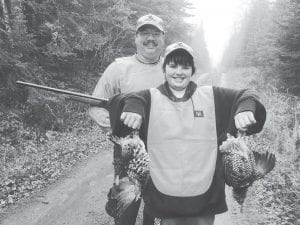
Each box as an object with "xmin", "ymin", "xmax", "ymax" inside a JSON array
[
  {"xmin": 107, "ymin": 131, "xmax": 150, "ymax": 219},
  {"xmin": 253, "ymin": 151, "xmax": 276, "ymax": 178},
  {"xmin": 220, "ymin": 133, "xmax": 276, "ymax": 212},
  {"xmin": 115, "ymin": 179, "xmax": 141, "ymax": 217}
]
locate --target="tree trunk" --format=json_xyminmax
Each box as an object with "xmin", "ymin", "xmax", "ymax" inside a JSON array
[
  {"xmin": 0, "ymin": 0, "xmax": 12, "ymax": 31},
  {"xmin": 21, "ymin": 0, "xmax": 35, "ymax": 33},
  {"xmin": 0, "ymin": 0, "xmax": 6, "ymax": 30}
]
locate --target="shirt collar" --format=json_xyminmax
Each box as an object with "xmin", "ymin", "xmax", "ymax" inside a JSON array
[{"xmin": 135, "ymin": 54, "xmax": 161, "ymax": 64}]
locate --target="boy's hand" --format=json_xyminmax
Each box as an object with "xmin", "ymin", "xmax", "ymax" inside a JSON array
[
  {"xmin": 120, "ymin": 112, "xmax": 142, "ymax": 129},
  {"xmin": 234, "ymin": 111, "xmax": 256, "ymax": 132}
]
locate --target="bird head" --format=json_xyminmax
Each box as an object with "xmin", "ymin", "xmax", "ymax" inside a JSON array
[
  {"xmin": 220, "ymin": 133, "xmax": 249, "ymax": 159},
  {"xmin": 108, "ymin": 130, "xmax": 146, "ymax": 161}
]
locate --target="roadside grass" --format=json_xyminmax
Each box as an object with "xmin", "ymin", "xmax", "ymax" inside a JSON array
[
  {"xmin": 0, "ymin": 114, "xmax": 108, "ymax": 210},
  {"xmin": 221, "ymin": 67, "xmax": 299, "ymax": 225}
]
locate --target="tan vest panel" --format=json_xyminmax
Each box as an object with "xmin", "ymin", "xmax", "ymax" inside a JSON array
[{"xmin": 147, "ymin": 87, "xmax": 218, "ymax": 197}]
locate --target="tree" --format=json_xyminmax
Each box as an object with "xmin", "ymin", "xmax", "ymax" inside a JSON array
[
  {"xmin": 220, "ymin": 0, "xmax": 300, "ymax": 89},
  {"xmin": 189, "ymin": 23, "xmax": 211, "ymax": 72},
  {"xmin": 272, "ymin": 0, "xmax": 300, "ymax": 86}
]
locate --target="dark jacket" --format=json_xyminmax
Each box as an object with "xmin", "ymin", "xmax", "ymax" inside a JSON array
[{"xmin": 107, "ymin": 81, "xmax": 266, "ymax": 218}]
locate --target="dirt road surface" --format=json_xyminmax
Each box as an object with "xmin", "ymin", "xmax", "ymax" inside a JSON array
[
  {"xmin": 0, "ymin": 147, "xmax": 114, "ymax": 225},
  {"xmin": 0, "ymin": 145, "xmax": 243, "ymax": 225}
]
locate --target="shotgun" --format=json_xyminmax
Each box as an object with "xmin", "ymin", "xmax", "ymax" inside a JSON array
[{"xmin": 16, "ymin": 81, "xmax": 108, "ymax": 108}]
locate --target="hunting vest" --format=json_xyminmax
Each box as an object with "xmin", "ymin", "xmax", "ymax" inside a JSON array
[{"xmin": 147, "ymin": 86, "xmax": 218, "ymax": 197}]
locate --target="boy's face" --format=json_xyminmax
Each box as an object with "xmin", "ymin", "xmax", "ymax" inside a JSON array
[
  {"xmin": 165, "ymin": 61, "xmax": 193, "ymax": 91},
  {"xmin": 135, "ymin": 25, "xmax": 165, "ymax": 60}
]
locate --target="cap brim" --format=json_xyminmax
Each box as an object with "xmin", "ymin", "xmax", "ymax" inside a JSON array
[
  {"xmin": 136, "ymin": 23, "xmax": 164, "ymax": 32},
  {"xmin": 165, "ymin": 47, "xmax": 194, "ymax": 58}
]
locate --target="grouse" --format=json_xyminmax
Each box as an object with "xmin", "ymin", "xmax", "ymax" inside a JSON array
[
  {"xmin": 107, "ymin": 130, "xmax": 150, "ymax": 218},
  {"xmin": 220, "ymin": 133, "xmax": 276, "ymax": 212}
]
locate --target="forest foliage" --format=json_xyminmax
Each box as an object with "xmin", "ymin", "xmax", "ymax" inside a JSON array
[
  {"xmin": 0, "ymin": 0, "xmax": 209, "ymax": 135},
  {"xmin": 221, "ymin": 0, "xmax": 300, "ymax": 92},
  {"xmin": 220, "ymin": 1, "xmax": 300, "ymax": 224}
]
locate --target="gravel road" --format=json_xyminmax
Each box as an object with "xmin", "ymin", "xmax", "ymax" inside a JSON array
[
  {"xmin": 0, "ymin": 147, "xmax": 114, "ymax": 225},
  {"xmin": 0, "ymin": 145, "xmax": 243, "ymax": 225}
]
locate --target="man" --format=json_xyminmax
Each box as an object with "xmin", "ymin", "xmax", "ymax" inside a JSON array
[
  {"xmin": 89, "ymin": 14, "xmax": 165, "ymax": 129},
  {"xmin": 89, "ymin": 14, "xmax": 165, "ymax": 225}
]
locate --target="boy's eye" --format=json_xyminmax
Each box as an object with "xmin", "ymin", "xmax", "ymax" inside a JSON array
[
  {"xmin": 182, "ymin": 65, "xmax": 191, "ymax": 70},
  {"xmin": 168, "ymin": 63, "xmax": 177, "ymax": 68}
]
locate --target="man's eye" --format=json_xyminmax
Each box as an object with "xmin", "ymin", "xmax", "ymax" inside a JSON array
[
  {"xmin": 140, "ymin": 32, "xmax": 150, "ymax": 36},
  {"xmin": 139, "ymin": 31, "xmax": 161, "ymax": 37}
]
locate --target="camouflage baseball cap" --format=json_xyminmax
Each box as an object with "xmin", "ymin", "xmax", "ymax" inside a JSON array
[
  {"xmin": 164, "ymin": 42, "xmax": 194, "ymax": 58},
  {"xmin": 136, "ymin": 14, "xmax": 164, "ymax": 33}
]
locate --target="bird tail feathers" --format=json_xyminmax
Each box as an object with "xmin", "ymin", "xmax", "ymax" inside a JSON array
[
  {"xmin": 253, "ymin": 151, "xmax": 276, "ymax": 178},
  {"xmin": 115, "ymin": 181, "xmax": 141, "ymax": 217}
]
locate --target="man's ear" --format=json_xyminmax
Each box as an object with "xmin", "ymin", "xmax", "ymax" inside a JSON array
[{"xmin": 135, "ymin": 31, "xmax": 139, "ymax": 39}]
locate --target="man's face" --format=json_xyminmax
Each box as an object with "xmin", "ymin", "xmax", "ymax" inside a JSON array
[
  {"xmin": 135, "ymin": 25, "xmax": 165, "ymax": 60},
  {"xmin": 165, "ymin": 61, "xmax": 192, "ymax": 91}
]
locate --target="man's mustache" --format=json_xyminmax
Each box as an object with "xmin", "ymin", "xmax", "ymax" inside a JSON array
[{"xmin": 143, "ymin": 41, "xmax": 158, "ymax": 46}]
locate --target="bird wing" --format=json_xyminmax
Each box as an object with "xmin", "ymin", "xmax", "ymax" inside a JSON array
[
  {"xmin": 115, "ymin": 180, "xmax": 141, "ymax": 217},
  {"xmin": 253, "ymin": 151, "xmax": 276, "ymax": 178}
]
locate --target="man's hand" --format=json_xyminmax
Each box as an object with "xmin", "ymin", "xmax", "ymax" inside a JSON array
[
  {"xmin": 234, "ymin": 111, "xmax": 256, "ymax": 132},
  {"xmin": 88, "ymin": 107, "xmax": 111, "ymax": 132},
  {"xmin": 120, "ymin": 112, "xmax": 142, "ymax": 129}
]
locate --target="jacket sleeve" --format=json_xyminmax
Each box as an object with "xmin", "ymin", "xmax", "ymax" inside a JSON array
[
  {"xmin": 107, "ymin": 90, "xmax": 151, "ymax": 137},
  {"xmin": 235, "ymin": 89, "xmax": 266, "ymax": 135},
  {"xmin": 92, "ymin": 61, "xmax": 121, "ymax": 99},
  {"xmin": 88, "ymin": 61, "xmax": 121, "ymax": 129},
  {"xmin": 213, "ymin": 87, "xmax": 266, "ymax": 144}
]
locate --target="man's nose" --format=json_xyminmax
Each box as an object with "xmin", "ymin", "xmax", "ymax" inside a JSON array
[{"xmin": 146, "ymin": 33, "xmax": 155, "ymax": 40}]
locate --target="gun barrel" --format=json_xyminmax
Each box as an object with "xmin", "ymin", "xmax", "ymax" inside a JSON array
[{"xmin": 16, "ymin": 81, "xmax": 108, "ymax": 107}]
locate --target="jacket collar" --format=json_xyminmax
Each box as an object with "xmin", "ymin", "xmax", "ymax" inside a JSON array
[{"xmin": 157, "ymin": 81, "xmax": 197, "ymax": 102}]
